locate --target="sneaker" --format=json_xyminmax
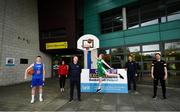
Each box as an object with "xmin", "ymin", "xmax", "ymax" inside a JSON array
[
  {"xmin": 60, "ymin": 88, "xmax": 63, "ymax": 92},
  {"xmin": 134, "ymin": 91, "xmax": 139, "ymax": 95},
  {"xmin": 39, "ymin": 97, "xmax": 43, "ymax": 102},
  {"xmin": 78, "ymin": 98, "xmax": 81, "ymax": 101},
  {"xmin": 119, "ymin": 74, "xmax": 124, "ymax": 79},
  {"xmin": 69, "ymin": 99, "xmax": 73, "ymax": 103},
  {"xmin": 163, "ymin": 96, "xmax": 167, "ymax": 99},
  {"xmin": 96, "ymin": 88, "xmax": 102, "ymax": 93},
  {"xmin": 30, "ymin": 99, "xmax": 34, "ymax": 104},
  {"xmin": 62, "ymin": 88, "xmax": 65, "ymax": 92},
  {"xmin": 152, "ymin": 95, "xmax": 157, "ymax": 99}
]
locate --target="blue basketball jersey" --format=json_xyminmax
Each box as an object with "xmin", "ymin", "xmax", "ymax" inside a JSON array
[{"xmin": 32, "ymin": 63, "xmax": 43, "ymax": 79}]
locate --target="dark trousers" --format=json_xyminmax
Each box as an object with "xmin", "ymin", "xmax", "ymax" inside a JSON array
[
  {"xmin": 128, "ymin": 75, "xmax": 136, "ymax": 90},
  {"xmin": 70, "ymin": 79, "xmax": 81, "ymax": 100},
  {"xmin": 153, "ymin": 78, "xmax": 166, "ymax": 97},
  {"xmin": 59, "ymin": 76, "xmax": 66, "ymax": 88}
]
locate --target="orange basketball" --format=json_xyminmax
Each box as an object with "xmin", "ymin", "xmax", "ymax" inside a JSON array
[
  {"xmin": 87, "ymin": 38, "xmax": 93, "ymax": 44},
  {"xmin": 27, "ymin": 67, "xmax": 34, "ymax": 76}
]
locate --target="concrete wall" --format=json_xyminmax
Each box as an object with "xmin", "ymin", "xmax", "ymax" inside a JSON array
[{"xmin": 0, "ymin": 0, "xmax": 51, "ymax": 86}]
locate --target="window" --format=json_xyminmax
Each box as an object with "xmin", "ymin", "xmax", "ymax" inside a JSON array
[
  {"xmin": 100, "ymin": 7, "xmax": 123, "ymax": 34},
  {"xmin": 165, "ymin": 42, "xmax": 180, "ymax": 50},
  {"xmin": 40, "ymin": 28, "xmax": 67, "ymax": 39},
  {"xmin": 127, "ymin": 46, "xmax": 140, "ymax": 52},
  {"xmin": 127, "ymin": 4, "xmax": 140, "ymax": 29},
  {"xmin": 111, "ymin": 48, "xmax": 124, "ymax": 55},
  {"xmin": 142, "ymin": 52, "xmax": 161, "ymax": 61},
  {"xmin": 167, "ymin": 0, "xmax": 180, "ymax": 22},
  {"xmin": 98, "ymin": 48, "xmax": 110, "ymax": 55},
  {"xmin": 126, "ymin": 0, "xmax": 180, "ymax": 29},
  {"xmin": 20, "ymin": 58, "xmax": 28, "ymax": 64},
  {"xmin": 140, "ymin": 0, "xmax": 166, "ymax": 27},
  {"xmin": 142, "ymin": 44, "xmax": 160, "ymax": 52}
]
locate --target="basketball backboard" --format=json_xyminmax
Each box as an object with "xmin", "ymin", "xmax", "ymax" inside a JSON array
[{"xmin": 77, "ymin": 34, "xmax": 99, "ymax": 51}]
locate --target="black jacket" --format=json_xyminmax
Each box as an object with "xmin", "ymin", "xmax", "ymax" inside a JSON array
[{"xmin": 152, "ymin": 60, "xmax": 166, "ymax": 79}]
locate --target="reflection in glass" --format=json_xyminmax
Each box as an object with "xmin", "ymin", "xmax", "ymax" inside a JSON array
[
  {"xmin": 141, "ymin": 19, "xmax": 158, "ymax": 27},
  {"xmin": 127, "ymin": 4, "xmax": 140, "ymax": 29},
  {"xmin": 142, "ymin": 44, "xmax": 159, "ymax": 52},
  {"xmin": 127, "ymin": 46, "xmax": 140, "ymax": 52},
  {"xmin": 165, "ymin": 50, "xmax": 180, "ymax": 61},
  {"xmin": 165, "ymin": 42, "xmax": 180, "ymax": 50},
  {"xmin": 112, "ymin": 63, "xmax": 122, "ymax": 69},
  {"xmin": 142, "ymin": 52, "xmax": 161, "ymax": 61},
  {"xmin": 129, "ymin": 53, "xmax": 142, "ymax": 62},
  {"xmin": 111, "ymin": 48, "xmax": 124, "ymax": 54},
  {"xmin": 143, "ymin": 62, "xmax": 152, "ymax": 71},
  {"xmin": 98, "ymin": 49, "xmax": 110, "ymax": 54},
  {"xmin": 167, "ymin": 13, "xmax": 180, "ymax": 22},
  {"xmin": 111, "ymin": 55, "xmax": 124, "ymax": 62},
  {"xmin": 103, "ymin": 54, "xmax": 111, "ymax": 67},
  {"xmin": 167, "ymin": 62, "xmax": 180, "ymax": 71}
]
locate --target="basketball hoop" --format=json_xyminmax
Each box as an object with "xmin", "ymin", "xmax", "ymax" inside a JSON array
[{"xmin": 77, "ymin": 34, "xmax": 99, "ymax": 51}]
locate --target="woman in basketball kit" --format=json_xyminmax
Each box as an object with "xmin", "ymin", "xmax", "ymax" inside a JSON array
[
  {"xmin": 96, "ymin": 54, "xmax": 124, "ymax": 93},
  {"xmin": 24, "ymin": 56, "xmax": 46, "ymax": 104}
]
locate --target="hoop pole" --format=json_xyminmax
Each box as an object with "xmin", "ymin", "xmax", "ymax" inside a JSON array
[{"xmin": 87, "ymin": 51, "xmax": 91, "ymax": 69}]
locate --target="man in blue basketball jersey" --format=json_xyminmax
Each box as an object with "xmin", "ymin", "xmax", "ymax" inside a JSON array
[{"xmin": 25, "ymin": 56, "xmax": 46, "ymax": 104}]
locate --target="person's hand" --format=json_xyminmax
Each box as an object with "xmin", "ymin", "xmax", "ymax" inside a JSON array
[
  {"xmin": 110, "ymin": 67, "xmax": 113, "ymax": 70},
  {"xmin": 151, "ymin": 75, "xmax": 154, "ymax": 79},
  {"xmin": 43, "ymin": 78, "xmax": 45, "ymax": 82},
  {"xmin": 59, "ymin": 75, "xmax": 61, "ymax": 78},
  {"xmin": 24, "ymin": 74, "xmax": 27, "ymax": 80},
  {"xmin": 135, "ymin": 74, "xmax": 138, "ymax": 77},
  {"xmin": 164, "ymin": 75, "xmax": 167, "ymax": 80},
  {"xmin": 66, "ymin": 75, "xmax": 68, "ymax": 78}
]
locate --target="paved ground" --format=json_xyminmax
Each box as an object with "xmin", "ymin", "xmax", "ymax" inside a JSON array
[{"xmin": 0, "ymin": 78, "xmax": 180, "ymax": 111}]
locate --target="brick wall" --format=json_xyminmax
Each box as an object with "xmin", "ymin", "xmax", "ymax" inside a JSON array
[{"xmin": 0, "ymin": 0, "xmax": 51, "ymax": 86}]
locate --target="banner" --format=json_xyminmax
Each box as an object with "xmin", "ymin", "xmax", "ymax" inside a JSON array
[{"xmin": 81, "ymin": 69, "xmax": 128, "ymax": 93}]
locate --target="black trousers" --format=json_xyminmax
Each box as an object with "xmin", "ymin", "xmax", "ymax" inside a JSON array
[
  {"xmin": 70, "ymin": 79, "xmax": 81, "ymax": 100},
  {"xmin": 153, "ymin": 78, "xmax": 166, "ymax": 97},
  {"xmin": 128, "ymin": 75, "xmax": 136, "ymax": 91},
  {"xmin": 59, "ymin": 76, "xmax": 66, "ymax": 88}
]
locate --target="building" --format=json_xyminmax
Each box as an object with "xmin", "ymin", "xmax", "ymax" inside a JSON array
[
  {"xmin": 84, "ymin": 0, "xmax": 180, "ymax": 87},
  {"xmin": 38, "ymin": 0, "xmax": 84, "ymax": 77},
  {"xmin": 0, "ymin": 0, "xmax": 51, "ymax": 86}
]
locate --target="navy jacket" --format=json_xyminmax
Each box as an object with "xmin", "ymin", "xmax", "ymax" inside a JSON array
[
  {"xmin": 125, "ymin": 61, "xmax": 137, "ymax": 77},
  {"xmin": 69, "ymin": 62, "xmax": 82, "ymax": 80}
]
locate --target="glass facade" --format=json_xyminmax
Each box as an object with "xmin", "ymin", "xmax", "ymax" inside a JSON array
[
  {"xmin": 100, "ymin": 7, "xmax": 123, "ymax": 34},
  {"xmin": 98, "ymin": 41, "xmax": 180, "ymax": 87},
  {"xmin": 100, "ymin": 0, "xmax": 180, "ymax": 33}
]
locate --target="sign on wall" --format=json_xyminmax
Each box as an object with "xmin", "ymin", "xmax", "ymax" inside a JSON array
[
  {"xmin": 6, "ymin": 58, "xmax": 15, "ymax": 66},
  {"xmin": 46, "ymin": 42, "xmax": 68, "ymax": 50},
  {"xmin": 81, "ymin": 69, "xmax": 128, "ymax": 93}
]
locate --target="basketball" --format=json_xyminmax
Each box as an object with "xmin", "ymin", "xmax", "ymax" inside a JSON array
[
  {"xmin": 27, "ymin": 67, "xmax": 34, "ymax": 76},
  {"xmin": 87, "ymin": 38, "xmax": 93, "ymax": 44}
]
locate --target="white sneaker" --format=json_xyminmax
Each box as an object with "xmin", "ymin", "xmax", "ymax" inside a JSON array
[
  {"xmin": 30, "ymin": 99, "xmax": 34, "ymax": 104},
  {"xmin": 134, "ymin": 91, "xmax": 139, "ymax": 95},
  {"xmin": 62, "ymin": 88, "xmax": 65, "ymax": 92},
  {"xmin": 39, "ymin": 97, "xmax": 43, "ymax": 102}
]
